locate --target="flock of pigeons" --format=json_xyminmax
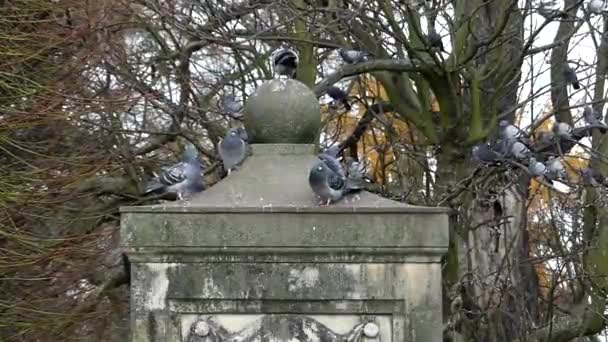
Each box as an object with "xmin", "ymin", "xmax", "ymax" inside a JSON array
[
  {"xmin": 143, "ymin": 20, "xmax": 608, "ymax": 204},
  {"xmin": 472, "ymin": 115, "xmax": 608, "ymax": 189},
  {"xmin": 142, "ymin": 46, "xmax": 375, "ymax": 204}
]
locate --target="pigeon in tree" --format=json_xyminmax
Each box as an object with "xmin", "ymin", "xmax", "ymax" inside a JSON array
[
  {"xmin": 222, "ymin": 94, "xmax": 242, "ymax": 115},
  {"xmin": 581, "ymin": 167, "xmax": 608, "ymax": 186},
  {"xmin": 472, "ymin": 143, "xmax": 501, "ymax": 163},
  {"xmin": 545, "ymin": 157, "xmax": 567, "ymax": 180},
  {"xmin": 143, "ymin": 143, "xmax": 204, "ymax": 200},
  {"xmin": 537, "ymin": 131, "xmax": 555, "ymax": 145},
  {"xmin": 528, "ymin": 157, "xmax": 547, "ymax": 179},
  {"xmin": 499, "ymin": 120, "xmax": 524, "ymax": 141},
  {"xmin": 508, "ymin": 139, "xmax": 530, "ymax": 160},
  {"xmin": 583, "ymin": 106, "xmax": 604, "ymax": 126},
  {"xmin": 564, "ymin": 66, "xmax": 580, "ymax": 90},
  {"xmin": 537, "ymin": 0, "xmax": 568, "ymax": 19},
  {"xmin": 272, "ymin": 48, "xmax": 299, "ymax": 79},
  {"xmin": 326, "ymin": 86, "xmax": 352, "ymax": 111},
  {"xmin": 553, "ymin": 121, "xmax": 573, "ymax": 138},
  {"xmin": 427, "ymin": 30, "xmax": 445, "ymax": 51},
  {"xmin": 309, "ymin": 152, "xmax": 368, "ymax": 205},
  {"xmin": 338, "ymin": 48, "xmax": 369, "ymax": 64},
  {"xmin": 588, "ymin": 0, "xmax": 605, "ymax": 14},
  {"xmin": 218, "ymin": 127, "xmax": 248, "ymax": 175}
]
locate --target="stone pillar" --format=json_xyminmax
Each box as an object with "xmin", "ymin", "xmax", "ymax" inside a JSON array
[{"xmin": 121, "ymin": 79, "xmax": 450, "ymax": 341}]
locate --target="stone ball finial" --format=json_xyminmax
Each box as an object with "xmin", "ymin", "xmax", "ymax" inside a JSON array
[{"xmin": 243, "ymin": 78, "xmax": 320, "ymax": 143}]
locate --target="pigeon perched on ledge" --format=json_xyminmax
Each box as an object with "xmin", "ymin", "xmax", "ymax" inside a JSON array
[
  {"xmin": 218, "ymin": 127, "xmax": 248, "ymax": 175},
  {"xmin": 309, "ymin": 152, "xmax": 369, "ymax": 205},
  {"xmin": 143, "ymin": 143, "xmax": 204, "ymax": 200}
]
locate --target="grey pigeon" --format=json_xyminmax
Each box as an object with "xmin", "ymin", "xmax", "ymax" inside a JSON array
[
  {"xmin": 552, "ymin": 121, "xmax": 573, "ymax": 138},
  {"xmin": 321, "ymin": 145, "xmax": 341, "ymax": 158},
  {"xmin": 528, "ymin": 157, "xmax": 547, "ymax": 178},
  {"xmin": 508, "ymin": 140, "xmax": 530, "ymax": 160},
  {"xmin": 499, "ymin": 120, "xmax": 523, "ymax": 140},
  {"xmin": 326, "ymin": 86, "xmax": 352, "ymax": 110},
  {"xmin": 309, "ymin": 153, "xmax": 368, "ymax": 205},
  {"xmin": 144, "ymin": 143, "xmax": 204, "ymax": 200},
  {"xmin": 581, "ymin": 167, "xmax": 608, "ymax": 186},
  {"xmin": 472, "ymin": 143, "xmax": 501, "ymax": 163},
  {"xmin": 537, "ymin": 131, "xmax": 555, "ymax": 145},
  {"xmin": 338, "ymin": 48, "xmax": 369, "ymax": 64},
  {"xmin": 564, "ymin": 66, "xmax": 580, "ymax": 90},
  {"xmin": 583, "ymin": 106, "xmax": 604, "ymax": 126},
  {"xmin": 272, "ymin": 48, "xmax": 298, "ymax": 79},
  {"xmin": 427, "ymin": 31, "xmax": 444, "ymax": 51},
  {"xmin": 545, "ymin": 157, "xmax": 567, "ymax": 180},
  {"xmin": 218, "ymin": 127, "xmax": 248, "ymax": 175},
  {"xmin": 537, "ymin": 0, "xmax": 568, "ymax": 19},
  {"xmin": 588, "ymin": 0, "xmax": 604, "ymax": 14},
  {"xmin": 222, "ymin": 94, "xmax": 241, "ymax": 114}
]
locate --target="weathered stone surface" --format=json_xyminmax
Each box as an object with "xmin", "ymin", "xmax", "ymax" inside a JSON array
[
  {"xmin": 121, "ymin": 144, "xmax": 450, "ymax": 341},
  {"xmin": 243, "ymin": 80, "xmax": 320, "ymax": 143}
]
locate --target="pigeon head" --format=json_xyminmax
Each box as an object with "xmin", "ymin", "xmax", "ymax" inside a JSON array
[
  {"xmin": 309, "ymin": 160, "xmax": 331, "ymax": 181},
  {"xmin": 499, "ymin": 120, "xmax": 509, "ymax": 128},
  {"xmin": 226, "ymin": 127, "xmax": 241, "ymax": 138},
  {"xmin": 182, "ymin": 143, "xmax": 199, "ymax": 163}
]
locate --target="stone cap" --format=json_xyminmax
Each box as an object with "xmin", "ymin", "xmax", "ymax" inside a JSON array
[{"xmin": 120, "ymin": 144, "xmax": 451, "ymax": 214}]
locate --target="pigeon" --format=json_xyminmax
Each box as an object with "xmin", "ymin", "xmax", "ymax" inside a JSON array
[
  {"xmin": 218, "ymin": 127, "xmax": 248, "ymax": 175},
  {"xmin": 508, "ymin": 140, "xmax": 530, "ymax": 160},
  {"xmin": 309, "ymin": 153, "xmax": 368, "ymax": 205},
  {"xmin": 472, "ymin": 143, "xmax": 501, "ymax": 163},
  {"xmin": 321, "ymin": 145, "xmax": 341, "ymax": 158},
  {"xmin": 583, "ymin": 106, "xmax": 604, "ymax": 126},
  {"xmin": 338, "ymin": 48, "xmax": 369, "ymax": 64},
  {"xmin": 553, "ymin": 121, "xmax": 573, "ymax": 138},
  {"xmin": 427, "ymin": 30, "xmax": 444, "ymax": 51},
  {"xmin": 588, "ymin": 0, "xmax": 604, "ymax": 14},
  {"xmin": 326, "ymin": 86, "xmax": 352, "ymax": 110},
  {"xmin": 499, "ymin": 120, "xmax": 523, "ymax": 141},
  {"xmin": 581, "ymin": 167, "xmax": 608, "ymax": 186},
  {"xmin": 143, "ymin": 143, "xmax": 204, "ymax": 200},
  {"xmin": 537, "ymin": 131, "xmax": 555, "ymax": 145},
  {"xmin": 272, "ymin": 48, "xmax": 298, "ymax": 79},
  {"xmin": 537, "ymin": 0, "xmax": 568, "ymax": 19},
  {"xmin": 528, "ymin": 157, "xmax": 547, "ymax": 178},
  {"xmin": 564, "ymin": 66, "xmax": 580, "ymax": 90},
  {"xmin": 545, "ymin": 157, "xmax": 567, "ymax": 180},
  {"xmin": 222, "ymin": 94, "xmax": 241, "ymax": 114}
]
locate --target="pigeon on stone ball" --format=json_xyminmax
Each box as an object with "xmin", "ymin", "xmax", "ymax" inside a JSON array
[
  {"xmin": 272, "ymin": 48, "xmax": 299, "ymax": 79},
  {"xmin": 588, "ymin": 0, "xmax": 605, "ymax": 14},
  {"xmin": 309, "ymin": 153, "xmax": 368, "ymax": 205},
  {"xmin": 218, "ymin": 127, "xmax": 248, "ymax": 175},
  {"xmin": 427, "ymin": 30, "xmax": 445, "ymax": 51},
  {"xmin": 143, "ymin": 143, "xmax": 205, "ymax": 200},
  {"xmin": 338, "ymin": 48, "xmax": 369, "ymax": 64},
  {"xmin": 325, "ymin": 86, "xmax": 352, "ymax": 111},
  {"xmin": 564, "ymin": 66, "xmax": 580, "ymax": 90}
]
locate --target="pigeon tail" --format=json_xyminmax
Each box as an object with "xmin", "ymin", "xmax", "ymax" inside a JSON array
[
  {"xmin": 345, "ymin": 158, "xmax": 370, "ymax": 192},
  {"xmin": 143, "ymin": 181, "xmax": 165, "ymax": 195}
]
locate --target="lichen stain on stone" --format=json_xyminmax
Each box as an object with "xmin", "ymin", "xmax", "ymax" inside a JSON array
[
  {"xmin": 145, "ymin": 263, "xmax": 178, "ymax": 310},
  {"xmin": 288, "ymin": 266, "xmax": 320, "ymax": 291}
]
